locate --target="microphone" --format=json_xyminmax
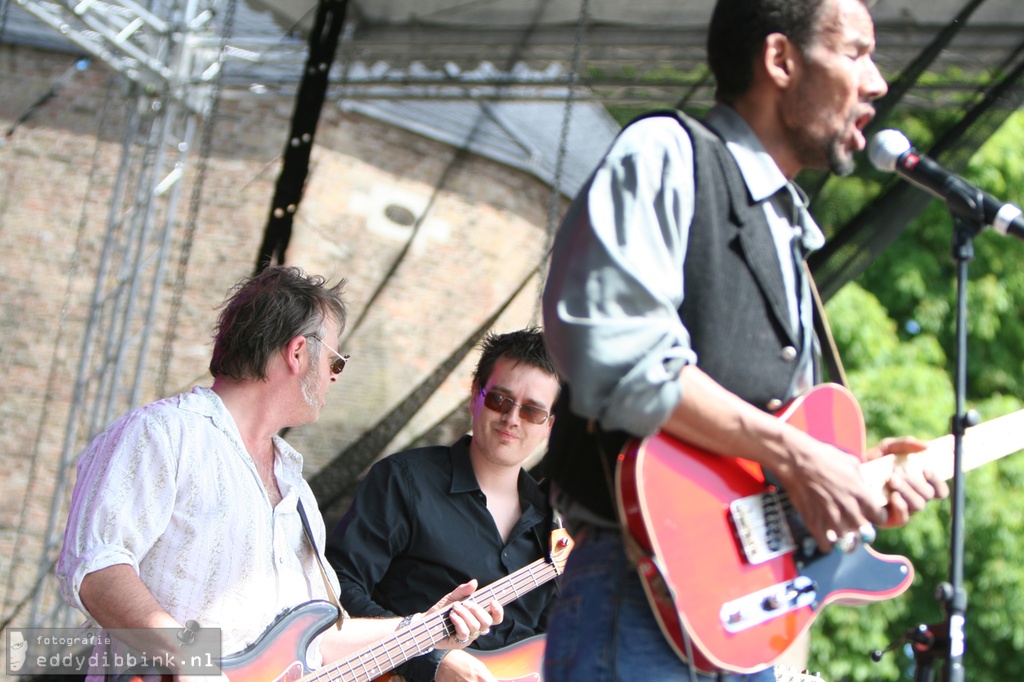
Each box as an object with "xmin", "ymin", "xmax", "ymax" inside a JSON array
[{"xmin": 868, "ymin": 129, "xmax": 1024, "ymax": 241}]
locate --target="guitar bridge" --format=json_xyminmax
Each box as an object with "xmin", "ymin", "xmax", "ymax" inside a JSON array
[
  {"xmin": 729, "ymin": 490, "xmax": 796, "ymax": 565},
  {"xmin": 719, "ymin": 576, "xmax": 817, "ymax": 633}
]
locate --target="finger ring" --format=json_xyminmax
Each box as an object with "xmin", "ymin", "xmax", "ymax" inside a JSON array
[
  {"xmin": 858, "ymin": 523, "xmax": 877, "ymax": 544},
  {"xmin": 836, "ymin": 530, "xmax": 858, "ymax": 554},
  {"xmin": 470, "ymin": 631, "xmax": 481, "ymax": 637},
  {"xmin": 454, "ymin": 635, "xmax": 470, "ymax": 644},
  {"xmin": 479, "ymin": 629, "xmax": 490, "ymax": 636}
]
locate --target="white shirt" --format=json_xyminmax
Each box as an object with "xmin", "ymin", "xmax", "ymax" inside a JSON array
[{"xmin": 57, "ymin": 386, "xmax": 340, "ymax": 662}]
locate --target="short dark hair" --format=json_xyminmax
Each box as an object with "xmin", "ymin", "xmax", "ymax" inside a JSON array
[
  {"xmin": 472, "ymin": 327, "xmax": 558, "ymax": 391},
  {"xmin": 210, "ymin": 266, "xmax": 347, "ymax": 381},
  {"xmin": 707, "ymin": 0, "xmax": 833, "ymax": 103}
]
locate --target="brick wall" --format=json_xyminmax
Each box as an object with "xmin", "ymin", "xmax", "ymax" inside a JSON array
[{"xmin": 0, "ymin": 42, "xmax": 566, "ymax": 645}]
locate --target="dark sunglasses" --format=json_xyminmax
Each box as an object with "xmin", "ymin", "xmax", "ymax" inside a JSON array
[
  {"xmin": 480, "ymin": 389, "xmax": 553, "ymax": 425},
  {"xmin": 310, "ymin": 335, "xmax": 350, "ymax": 375}
]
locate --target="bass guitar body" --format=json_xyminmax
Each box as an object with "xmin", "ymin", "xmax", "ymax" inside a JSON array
[
  {"xmin": 217, "ymin": 600, "xmax": 340, "ymax": 681},
  {"xmin": 373, "ymin": 634, "xmax": 546, "ymax": 682},
  {"xmin": 122, "ymin": 600, "xmax": 339, "ymax": 682}
]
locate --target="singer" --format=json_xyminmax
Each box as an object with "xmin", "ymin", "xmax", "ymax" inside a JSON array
[{"xmin": 539, "ymin": 0, "xmax": 949, "ymax": 680}]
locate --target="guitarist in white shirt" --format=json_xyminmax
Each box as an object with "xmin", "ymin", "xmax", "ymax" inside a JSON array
[{"xmin": 57, "ymin": 266, "xmax": 502, "ymax": 681}]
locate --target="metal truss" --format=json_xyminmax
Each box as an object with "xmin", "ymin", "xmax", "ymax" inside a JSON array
[
  {"xmin": 12, "ymin": 0, "xmax": 224, "ymax": 630},
  {"xmin": 12, "ymin": 0, "xmax": 224, "ymax": 113},
  {"xmin": 26, "ymin": 83, "xmax": 202, "ymax": 630}
]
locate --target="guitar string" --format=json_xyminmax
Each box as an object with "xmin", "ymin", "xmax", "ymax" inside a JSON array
[
  {"xmin": 738, "ymin": 490, "xmax": 883, "ymax": 552},
  {"xmin": 324, "ymin": 571, "xmax": 545, "ymax": 682},
  {"xmin": 309, "ymin": 557, "xmax": 564, "ymax": 680},
  {"xmin": 736, "ymin": 490, "xmax": 812, "ymax": 549},
  {"xmin": 731, "ymin": 394, "xmax": 1019, "ymax": 556}
]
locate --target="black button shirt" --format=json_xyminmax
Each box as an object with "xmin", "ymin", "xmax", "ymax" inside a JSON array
[{"xmin": 326, "ymin": 434, "xmax": 558, "ymax": 682}]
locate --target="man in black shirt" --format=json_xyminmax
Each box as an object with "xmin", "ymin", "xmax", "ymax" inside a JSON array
[{"xmin": 326, "ymin": 328, "xmax": 560, "ymax": 682}]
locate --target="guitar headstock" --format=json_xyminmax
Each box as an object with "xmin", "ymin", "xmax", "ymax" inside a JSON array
[
  {"xmin": 548, "ymin": 527, "xmax": 575, "ymax": 575},
  {"xmin": 774, "ymin": 665, "xmax": 826, "ymax": 682}
]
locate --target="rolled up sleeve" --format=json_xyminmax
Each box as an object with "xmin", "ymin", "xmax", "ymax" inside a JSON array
[
  {"xmin": 543, "ymin": 117, "xmax": 698, "ymax": 437},
  {"xmin": 56, "ymin": 412, "xmax": 177, "ymax": 619}
]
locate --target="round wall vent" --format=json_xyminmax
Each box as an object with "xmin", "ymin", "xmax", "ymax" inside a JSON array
[{"xmin": 384, "ymin": 204, "xmax": 416, "ymax": 227}]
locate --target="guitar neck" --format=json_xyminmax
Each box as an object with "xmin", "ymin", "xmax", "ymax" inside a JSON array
[
  {"xmin": 305, "ymin": 556, "xmax": 560, "ymax": 682},
  {"xmin": 473, "ymin": 555, "xmax": 562, "ymax": 606},
  {"xmin": 860, "ymin": 408, "xmax": 1024, "ymax": 502}
]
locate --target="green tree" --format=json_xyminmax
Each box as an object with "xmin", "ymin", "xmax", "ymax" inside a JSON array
[{"xmin": 807, "ymin": 113, "xmax": 1024, "ymax": 680}]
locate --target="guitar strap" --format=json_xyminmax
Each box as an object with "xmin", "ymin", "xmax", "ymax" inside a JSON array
[
  {"xmin": 297, "ymin": 499, "xmax": 346, "ymax": 630},
  {"xmin": 755, "ymin": 268, "xmax": 846, "ymax": 499},
  {"xmin": 807, "ymin": 263, "xmax": 848, "ymax": 388}
]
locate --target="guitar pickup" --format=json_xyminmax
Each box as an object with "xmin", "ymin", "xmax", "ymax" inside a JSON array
[
  {"xmin": 729, "ymin": 490, "xmax": 797, "ymax": 565},
  {"xmin": 720, "ymin": 576, "xmax": 817, "ymax": 633}
]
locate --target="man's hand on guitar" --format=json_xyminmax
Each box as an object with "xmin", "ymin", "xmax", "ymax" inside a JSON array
[
  {"xmin": 778, "ymin": 430, "xmax": 949, "ymax": 553},
  {"xmin": 866, "ymin": 436, "xmax": 949, "ymax": 527},
  {"xmin": 435, "ymin": 649, "xmax": 499, "ymax": 682},
  {"xmin": 774, "ymin": 430, "xmax": 886, "ymax": 554},
  {"xmin": 425, "ymin": 579, "xmax": 504, "ymax": 650}
]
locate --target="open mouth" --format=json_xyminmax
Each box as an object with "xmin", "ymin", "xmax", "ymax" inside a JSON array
[
  {"xmin": 854, "ymin": 108, "xmax": 875, "ymax": 132},
  {"xmin": 850, "ymin": 107, "xmax": 876, "ymax": 150}
]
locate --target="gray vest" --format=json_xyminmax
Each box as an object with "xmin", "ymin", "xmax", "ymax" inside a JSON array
[
  {"xmin": 673, "ymin": 110, "xmax": 806, "ymax": 411},
  {"xmin": 545, "ymin": 111, "xmax": 811, "ymax": 522}
]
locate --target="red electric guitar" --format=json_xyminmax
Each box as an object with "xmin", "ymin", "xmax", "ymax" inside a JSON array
[
  {"xmin": 617, "ymin": 383, "xmax": 1024, "ymax": 674},
  {"xmin": 124, "ymin": 529, "xmax": 572, "ymax": 682}
]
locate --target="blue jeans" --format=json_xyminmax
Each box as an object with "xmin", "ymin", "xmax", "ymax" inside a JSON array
[{"xmin": 543, "ymin": 527, "xmax": 777, "ymax": 682}]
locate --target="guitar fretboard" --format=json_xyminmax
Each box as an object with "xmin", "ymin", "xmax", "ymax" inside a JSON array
[
  {"xmin": 860, "ymin": 409, "xmax": 1024, "ymax": 504},
  {"xmin": 302, "ymin": 555, "xmax": 562, "ymax": 682}
]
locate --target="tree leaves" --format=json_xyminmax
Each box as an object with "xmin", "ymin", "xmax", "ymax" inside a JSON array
[{"xmin": 808, "ymin": 112, "xmax": 1024, "ymax": 679}]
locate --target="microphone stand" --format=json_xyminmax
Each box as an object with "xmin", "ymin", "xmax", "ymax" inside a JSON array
[
  {"xmin": 872, "ymin": 180, "xmax": 988, "ymax": 681},
  {"xmin": 872, "ymin": 621, "xmax": 949, "ymax": 682},
  {"xmin": 911, "ymin": 185, "xmax": 986, "ymax": 682}
]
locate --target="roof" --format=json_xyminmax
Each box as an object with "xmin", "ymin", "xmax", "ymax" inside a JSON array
[
  {"xmin": 0, "ymin": 1, "xmax": 620, "ymax": 197},
  {"xmin": 340, "ymin": 97, "xmax": 620, "ymax": 198},
  {"xmin": 250, "ymin": 0, "xmax": 1024, "ymax": 110},
  {"xmin": 8, "ymin": 0, "xmax": 1024, "ymax": 108},
  {"xmin": 5, "ymin": 0, "xmax": 1024, "ymax": 292}
]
